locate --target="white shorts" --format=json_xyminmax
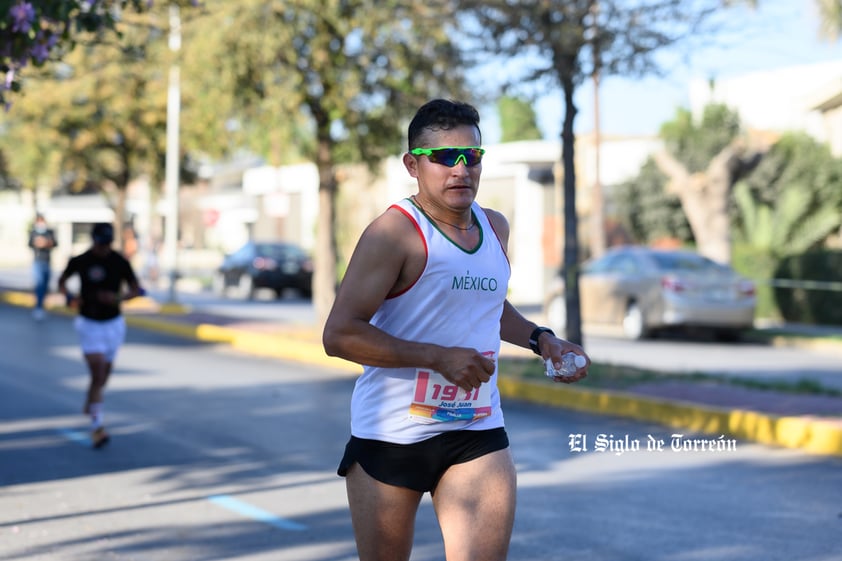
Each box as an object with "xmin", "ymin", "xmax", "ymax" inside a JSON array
[{"xmin": 74, "ymin": 316, "xmax": 126, "ymax": 362}]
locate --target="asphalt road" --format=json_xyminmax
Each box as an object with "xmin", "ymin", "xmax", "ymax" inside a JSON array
[{"xmin": 1, "ymin": 304, "xmax": 841, "ymax": 561}]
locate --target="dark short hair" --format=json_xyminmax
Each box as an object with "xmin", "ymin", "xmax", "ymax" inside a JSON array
[
  {"xmin": 91, "ymin": 222, "xmax": 114, "ymax": 245},
  {"xmin": 407, "ymin": 99, "xmax": 481, "ymax": 150}
]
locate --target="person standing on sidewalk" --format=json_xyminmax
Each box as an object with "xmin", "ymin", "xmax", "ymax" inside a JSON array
[
  {"xmin": 323, "ymin": 99, "xmax": 589, "ymax": 561},
  {"xmin": 57, "ymin": 222, "xmax": 142, "ymax": 449},
  {"xmin": 28, "ymin": 213, "xmax": 57, "ymax": 321}
]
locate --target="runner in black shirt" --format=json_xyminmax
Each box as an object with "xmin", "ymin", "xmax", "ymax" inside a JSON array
[{"xmin": 58, "ymin": 223, "xmax": 142, "ymax": 448}]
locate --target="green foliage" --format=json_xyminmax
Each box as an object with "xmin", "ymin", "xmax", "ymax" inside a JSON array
[
  {"xmin": 774, "ymin": 251, "xmax": 842, "ymax": 325},
  {"xmin": 0, "ymin": 1, "xmax": 198, "ymax": 106},
  {"xmin": 659, "ymin": 104, "xmax": 741, "ymax": 173},
  {"xmin": 0, "ymin": 150, "xmax": 20, "ymax": 190},
  {"xmin": 177, "ymin": 0, "xmax": 473, "ymax": 322},
  {"xmin": 180, "ymin": 0, "xmax": 470, "ymax": 169},
  {"xmin": 503, "ymin": 355, "xmax": 841, "ymax": 397},
  {"xmin": 612, "ymin": 158, "xmax": 693, "ymax": 245},
  {"xmin": 733, "ymin": 133, "xmax": 842, "ymax": 257},
  {"xmin": 0, "ymin": 8, "xmax": 173, "ymax": 193},
  {"xmin": 733, "ymin": 181, "xmax": 841, "ymax": 255},
  {"xmin": 730, "ymin": 133, "xmax": 842, "ymax": 323},
  {"xmin": 740, "ymin": 132, "xmax": 842, "ymax": 206},
  {"xmin": 731, "ymin": 243, "xmax": 782, "ymax": 320},
  {"xmin": 497, "ymin": 96, "xmax": 542, "ymax": 142}
]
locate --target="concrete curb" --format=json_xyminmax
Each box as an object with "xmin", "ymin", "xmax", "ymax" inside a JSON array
[{"xmin": 3, "ymin": 289, "xmax": 840, "ymax": 457}]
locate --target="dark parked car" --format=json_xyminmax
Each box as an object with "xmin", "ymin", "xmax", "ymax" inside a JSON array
[
  {"xmin": 214, "ymin": 241, "xmax": 313, "ymax": 299},
  {"xmin": 544, "ymin": 246, "xmax": 756, "ymax": 340}
]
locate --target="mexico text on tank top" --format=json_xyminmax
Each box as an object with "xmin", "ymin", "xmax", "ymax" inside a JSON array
[{"xmin": 349, "ymin": 198, "xmax": 511, "ymax": 444}]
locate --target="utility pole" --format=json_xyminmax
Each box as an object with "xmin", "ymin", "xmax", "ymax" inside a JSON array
[
  {"xmin": 163, "ymin": 4, "xmax": 181, "ymax": 303},
  {"xmin": 590, "ymin": 68, "xmax": 605, "ymax": 259},
  {"xmin": 589, "ymin": 0, "xmax": 606, "ymax": 259}
]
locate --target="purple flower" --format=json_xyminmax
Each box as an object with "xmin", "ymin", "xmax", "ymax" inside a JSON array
[
  {"xmin": 9, "ymin": 2, "xmax": 36, "ymax": 34},
  {"xmin": 30, "ymin": 31, "xmax": 55, "ymax": 64},
  {"xmin": 31, "ymin": 43, "xmax": 50, "ymax": 63}
]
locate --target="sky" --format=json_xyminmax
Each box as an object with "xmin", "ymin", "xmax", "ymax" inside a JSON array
[{"xmin": 482, "ymin": 0, "xmax": 842, "ymax": 143}]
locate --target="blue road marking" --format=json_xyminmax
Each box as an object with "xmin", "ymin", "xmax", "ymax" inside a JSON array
[
  {"xmin": 207, "ymin": 495, "xmax": 307, "ymax": 531},
  {"xmin": 57, "ymin": 428, "xmax": 90, "ymax": 446}
]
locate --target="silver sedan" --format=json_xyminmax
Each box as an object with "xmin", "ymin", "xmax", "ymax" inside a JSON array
[{"xmin": 545, "ymin": 246, "xmax": 756, "ymax": 340}]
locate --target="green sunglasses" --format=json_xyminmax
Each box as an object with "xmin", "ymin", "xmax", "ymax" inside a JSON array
[{"xmin": 410, "ymin": 146, "xmax": 485, "ymax": 167}]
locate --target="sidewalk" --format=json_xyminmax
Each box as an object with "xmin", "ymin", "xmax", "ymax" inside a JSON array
[{"xmin": 2, "ymin": 287, "xmax": 841, "ymax": 458}]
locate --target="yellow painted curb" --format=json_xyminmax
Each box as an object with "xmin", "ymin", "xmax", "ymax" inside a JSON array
[
  {"xmin": 123, "ymin": 315, "xmax": 361, "ymax": 374},
  {"xmin": 229, "ymin": 331, "xmax": 361, "ymax": 374},
  {"xmin": 764, "ymin": 335, "xmax": 842, "ymax": 357},
  {"xmin": 0, "ymin": 289, "xmax": 184, "ymax": 315},
  {"xmin": 496, "ymin": 376, "xmax": 842, "ymax": 458},
  {"xmin": 0, "ymin": 290, "xmax": 34, "ymax": 307},
  {"xmin": 124, "ymin": 316, "xmax": 233, "ymax": 342}
]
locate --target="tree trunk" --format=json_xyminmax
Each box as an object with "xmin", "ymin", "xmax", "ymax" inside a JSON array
[
  {"xmin": 314, "ymin": 136, "xmax": 338, "ymax": 330},
  {"xmin": 561, "ymin": 77, "xmax": 583, "ymax": 347},
  {"xmin": 653, "ymin": 147, "xmax": 744, "ymax": 264},
  {"xmin": 114, "ymin": 188, "xmax": 127, "ymax": 254}
]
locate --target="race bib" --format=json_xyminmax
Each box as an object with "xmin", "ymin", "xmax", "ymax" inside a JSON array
[{"xmin": 408, "ymin": 353, "xmax": 495, "ymax": 423}]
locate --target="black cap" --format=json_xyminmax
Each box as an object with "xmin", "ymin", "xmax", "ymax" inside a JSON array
[{"xmin": 91, "ymin": 223, "xmax": 114, "ymax": 245}]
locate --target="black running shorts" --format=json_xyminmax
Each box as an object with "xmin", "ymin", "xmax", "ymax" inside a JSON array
[{"xmin": 337, "ymin": 427, "xmax": 509, "ymax": 493}]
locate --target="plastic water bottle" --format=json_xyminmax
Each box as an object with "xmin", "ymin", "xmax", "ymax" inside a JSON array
[{"xmin": 545, "ymin": 352, "xmax": 587, "ymax": 378}]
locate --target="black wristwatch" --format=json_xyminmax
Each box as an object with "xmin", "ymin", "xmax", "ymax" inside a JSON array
[{"xmin": 528, "ymin": 326, "xmax": 555, "ymax": 356}]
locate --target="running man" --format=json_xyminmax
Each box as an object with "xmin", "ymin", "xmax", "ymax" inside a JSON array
[
  {"xmin": 323, "ymin": 99, "xmax": 589, "ymax": 561},
  {"xmin": 58, "ymin": 222, "xmax": 142, "ymax": 448}
]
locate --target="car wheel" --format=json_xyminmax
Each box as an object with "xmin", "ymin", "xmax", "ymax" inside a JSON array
[
  {"xmin": 238, "ymin": 274, "xmax": 255, "ymax": 300},
  {"xmin": 622, "ymin": 302, "xmax": 648, "ymax": 340},
  {"xmin": 544, "ymin": 292, "xmax": 567, "ymax": 337}
]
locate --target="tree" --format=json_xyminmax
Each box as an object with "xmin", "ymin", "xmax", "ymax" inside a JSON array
[
  {"xmin": 733, "ymin": 132, "xmax": 842, "ymax": 256},
  {"xmin": 653, "ymin": 103, "xmax": 762, "ymax": 264},
  {"xmin": 0, "ymin": 1, "xmax": 197, "ymax": 107},
  {"xmin": 458, "ymin": 0, "xmax": 740, "ymax": 346},
  {"xmin": 183, "ymin": 0, "xmax": 470, "ymax": 325},
  {"xmin": 498, "ymin": 96, "xmax": 542, "ymax": 142},
  {"xmin": 613, "ymin": 158, "xmax": 693, "ymax": 245},
  {"xmin": 816, "ymin": 0, "xmax": 842, "ymax": 40},
  {"xmin": 0, "ymin": 5, "xmax": 181, "ymax": 247},
  {"xmin": 0, "ymin": 149, "xmax": 20, "ymax": 190}
]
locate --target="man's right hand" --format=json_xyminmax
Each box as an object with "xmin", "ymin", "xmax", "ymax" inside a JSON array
[{"xmin": 433, "ymin": 347, "xmax": 496, "ymax": 393}]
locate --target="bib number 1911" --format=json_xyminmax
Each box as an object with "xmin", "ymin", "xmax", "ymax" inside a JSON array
[{"xmin": 408, "ymin": 351, "xmax": 495, "ymax": 423}]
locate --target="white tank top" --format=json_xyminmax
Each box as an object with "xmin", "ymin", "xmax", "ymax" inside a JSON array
[{"xmin": 349, "ymin": 198, "xmax": 511, "ymax": 444}]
